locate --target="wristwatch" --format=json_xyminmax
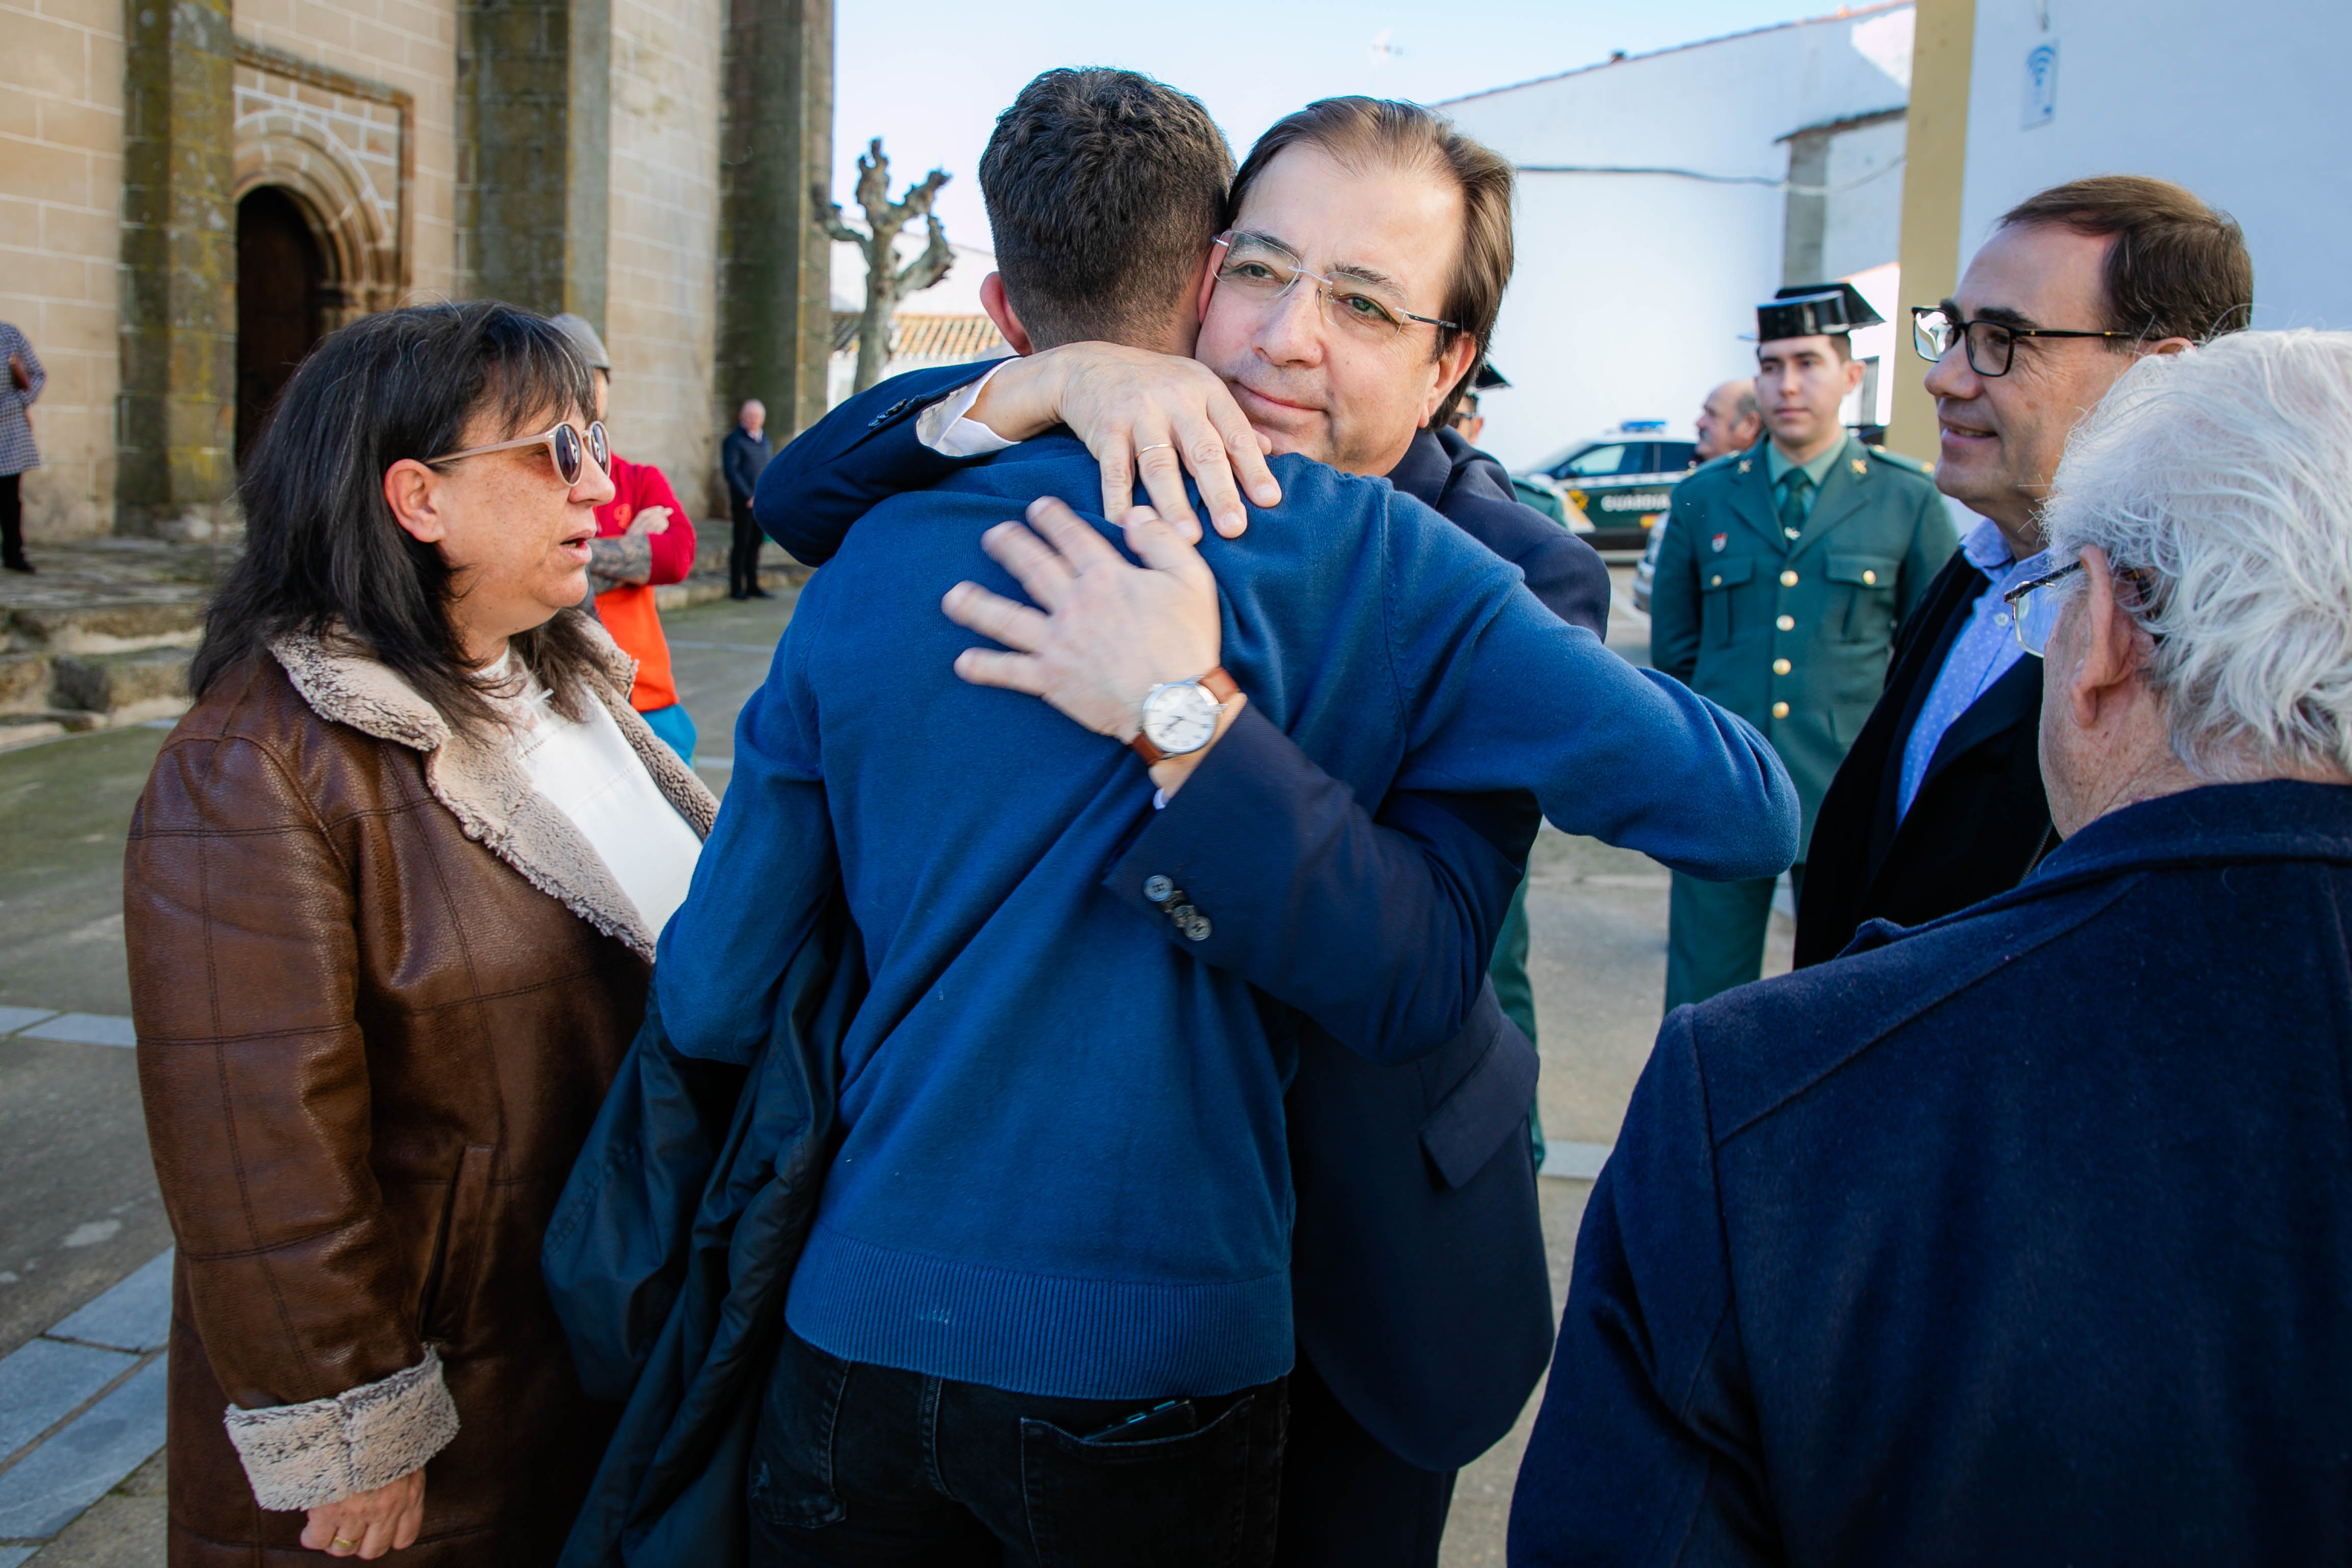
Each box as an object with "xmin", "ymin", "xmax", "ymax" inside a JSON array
[{"xmin": 1131, "ymin": 667, "xmax": 1240, "ymax": 766}]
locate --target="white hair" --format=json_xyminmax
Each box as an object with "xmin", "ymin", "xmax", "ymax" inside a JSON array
[{"xmin": 2042, "ymin": 329, "xmax": 2352, "ymax": 779}]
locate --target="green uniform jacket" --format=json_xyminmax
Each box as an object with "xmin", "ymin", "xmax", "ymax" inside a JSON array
[{"xmin": 1650, "ymin": 435, "xmax": 1955, "ymax": 853}]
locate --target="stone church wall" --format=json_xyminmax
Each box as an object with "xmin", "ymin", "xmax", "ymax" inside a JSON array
[{"xmin": 605, "ymin": 0, "xmax": 722, "ymax": 517}]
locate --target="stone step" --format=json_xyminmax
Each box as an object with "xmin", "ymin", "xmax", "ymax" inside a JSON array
[
  {"xmin": 4, "ymin": 601, "xmax": 207, "ymax": 656},
  {"xmin": 0, "ymin": 652, "xmax": 51, "ymax": 714},
  {"xmin": 50, "ymin": 648, "xmax": 192, "ymax": 725}
]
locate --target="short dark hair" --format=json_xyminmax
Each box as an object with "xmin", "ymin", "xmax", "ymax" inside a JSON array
[
  {"xmin": 192, "ymin": 300, "xmax": 610, "ymax": 737},
  {"xmin": 978, "ymin": 69, "xmax": 1233, "ymax": 348},
  {"xmin": 1227, "ymin": 98, "xmax": 1514, "ymax": 428},
  {"xmin": 1999, "ymin": 175, "xmax": 2255, "ymax": 344}
]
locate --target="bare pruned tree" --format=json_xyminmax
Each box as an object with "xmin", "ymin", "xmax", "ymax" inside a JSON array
[{"xmin": 819, "ymin": 139, "xmax": 955, "ymax": 393}]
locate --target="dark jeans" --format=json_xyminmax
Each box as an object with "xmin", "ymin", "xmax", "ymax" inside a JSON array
[
  {"xmin": 1275, "ymin": 1351, "xmax": 1454, "ymax": 1568},
  {"xmin": 749, "ymin": 1330, "xmax": 1287, "ymax": 1567},
  {"xmin": 1, "ymin": 473, "xmax": 22, "ymax": 564},
  {"xmin": 730, "ymin": 497, "xmax": 764, "ymax": 596}
]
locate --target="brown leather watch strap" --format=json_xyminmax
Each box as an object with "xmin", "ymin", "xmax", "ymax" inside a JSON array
[{"xmin": 1129, "ymin": 667, "xmax": 1239, "ymax": 766}]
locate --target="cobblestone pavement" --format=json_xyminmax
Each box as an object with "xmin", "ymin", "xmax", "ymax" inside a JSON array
[{"xmin": 0, "ymin": 567, "xmax": 1789, "ymax": 1564}]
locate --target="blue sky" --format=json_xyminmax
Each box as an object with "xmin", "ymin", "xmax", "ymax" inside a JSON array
[{"xmin": 835, "ymin": 1, "xmax": 1840, "ymax": 249}]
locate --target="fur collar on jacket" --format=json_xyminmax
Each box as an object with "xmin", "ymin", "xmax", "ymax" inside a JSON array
[{"xmin": 268, "ymin": 619, "xmax": 717, "ymax": 962}]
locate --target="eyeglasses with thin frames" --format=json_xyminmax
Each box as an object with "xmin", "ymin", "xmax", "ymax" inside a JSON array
[
  {"xmin": 2003, "ymin": 557, "xmax": 2162, "ymax": 657},
  {"xmin": 1211, "ymin": 231, "xmax": 1458, "ymax": 342},
  {"xmin": 426, "ymin": 420, "xmax": 610, "ymax": 488},
  {"xmin": 1912, "ymin": 307, "xmax": 2134, "ymax": 377}
]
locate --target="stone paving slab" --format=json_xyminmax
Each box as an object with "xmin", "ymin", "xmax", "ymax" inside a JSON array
[
  {"xmin": 0, "ymin": 1357, "xmax": 167, "ymax": 1540},
  {"xmin": 0, "ymin": 1010, "xmax": 59, "ymax": 1036},
  {"xmin": 0, "ymin": 1342, "xmax": 138, "ymax": 1466},
  {"xmin": 16, "ymin": 1018, "xmax": 134, "ymax": 1051},
  {"xmin": 1, "ymin": 1544, "xmax": 38, "ymax": 1566},
  {"xmin": 45, "ymin": 1256, "xmax": 170, "ymax": 1357}
]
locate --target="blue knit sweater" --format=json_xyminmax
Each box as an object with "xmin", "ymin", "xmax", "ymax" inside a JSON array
[{"xmin": 657, "ymin": 436, "xmax": 1797, "ymax": 1400}]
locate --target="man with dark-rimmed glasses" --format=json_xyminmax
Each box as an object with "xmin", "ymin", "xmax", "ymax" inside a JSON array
[{"xmin": 1794, "ymin": 175, "xmax": 2253, "ymax": 967}]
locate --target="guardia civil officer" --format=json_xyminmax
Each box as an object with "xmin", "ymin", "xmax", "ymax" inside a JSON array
[{"xmin": 1650, "ymin": 284, "xmax": 1955, "ymax": 1009}]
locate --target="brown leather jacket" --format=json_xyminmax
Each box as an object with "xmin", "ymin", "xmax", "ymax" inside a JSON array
[{"xmin": 125, "ymin": 625, "xmax": 714, "ymax": 1566}]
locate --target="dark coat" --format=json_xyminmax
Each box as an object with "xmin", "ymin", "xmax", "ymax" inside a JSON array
[
  {"xmin": 1794, "ymin": 548, "xmax": 2053, "ymax": 966},
  {"xmin": 720, "ymin": 425, "xmax": 769, "ymax": 508},
  {"xmin": 758, "ymin": 364, "xmax": 1611, "ymax": 1470},
  {"xmin": 1511, "ymin": 779, "xmax": 2352, "ymax": 1566},
  {"xmin": 125, "ymin": 627, "xmax": 716, "ymax": 1567},
  {"xmin": 543, "ymin": 900, "xmax": 863, "ymax": 1567}
]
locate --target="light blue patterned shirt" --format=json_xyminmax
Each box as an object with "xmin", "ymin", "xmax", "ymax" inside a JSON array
[{"xmin": 1897, "ymin": 517, "xmax": 2044, "ymax": 821}]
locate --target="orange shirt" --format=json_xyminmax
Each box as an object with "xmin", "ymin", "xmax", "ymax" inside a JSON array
[{"xmin": 592, "ymin": 454, "xmax": 696, "ymax": 711}]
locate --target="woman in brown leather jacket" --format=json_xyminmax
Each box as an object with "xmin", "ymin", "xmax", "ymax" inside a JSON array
[{"xmin": 124, "ymin": 303, "xmax": 716, "ymax": 1564}]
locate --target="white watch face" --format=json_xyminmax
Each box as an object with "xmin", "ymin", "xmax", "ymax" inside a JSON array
[{"xmin": 1142, "ymin": 683, "xmax": 1219, "ymax": 755}]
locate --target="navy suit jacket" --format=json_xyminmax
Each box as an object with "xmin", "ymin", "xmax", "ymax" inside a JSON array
[
  {"xmin": 1512, "ymin": 779, "xmax": 2352, "ymax": 1564},
  {"xmin": 754, "ymin": 364, "xmax": 1615, "ymax": 1468}
]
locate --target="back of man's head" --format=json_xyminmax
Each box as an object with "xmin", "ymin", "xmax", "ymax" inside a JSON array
[
  {"xmin": 1226, "ymin": 97, "xmax": 1514, "ymax": 428},
  {"xmin": 979, "ymin": 69, "xmax": 1233, "ymax": 351},
  {"xmin": 1999, "ymin": 175, "xmax": 2254, "ymax": 345}
]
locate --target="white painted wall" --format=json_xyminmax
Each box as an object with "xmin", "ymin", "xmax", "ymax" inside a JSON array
[
  {"xmin": 1956, "ymin": 0, "xmax": 2352, "ymax": 332},
  {"xmin": 1442, "ymin": 5, "xmax": 1914, "ymax": 470}
]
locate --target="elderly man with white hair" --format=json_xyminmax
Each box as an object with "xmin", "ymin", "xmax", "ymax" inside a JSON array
[{"xmin": 1510, "ymin": 329, "xmax": 2352, "ymax": 1564}]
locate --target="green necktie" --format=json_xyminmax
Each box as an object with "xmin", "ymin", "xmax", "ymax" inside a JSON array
[{"xmin": 1777, "ymin": 469, "xmax": 1813, "ymax": 539}]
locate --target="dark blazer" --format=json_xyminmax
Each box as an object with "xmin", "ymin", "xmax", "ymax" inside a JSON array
[
  {"xmin": 1511, "ymin": 779, "xmax": 2352, "ymax": 1565},
  {"xmin": 1794, "ymin": 548, "xmax": 2052, "ymax": 966},
  {"xmin": 753, "ymin": 364, "xmax": 1612, "ymax": 1470},
  {"xmin": 720, "ymin": 425, "xmax": 770, "ymax": 507}
]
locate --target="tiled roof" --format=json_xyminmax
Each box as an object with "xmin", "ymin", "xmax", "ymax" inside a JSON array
[{"xmin": 831, "ymin": 311, "xmax": 1010, "ymax": 363}]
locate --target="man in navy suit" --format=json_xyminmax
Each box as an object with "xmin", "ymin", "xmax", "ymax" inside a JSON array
[
  {"xmin": 755, "ymin": 88, "xmax": 1621, "ymax": 1564},
  {"xmin": 1510, "ymin": 330, "xmax": 2352, "ymax": 1562}
]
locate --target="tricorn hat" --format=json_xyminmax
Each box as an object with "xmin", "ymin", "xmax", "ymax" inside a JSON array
[{"xmin": 1755, "ymin": 282, "xmax": 1884, "ymax": 343}]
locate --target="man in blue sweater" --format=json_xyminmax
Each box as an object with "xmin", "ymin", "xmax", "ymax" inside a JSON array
[
  {"xmin": 655, "ymin": 73, "xmax": 1796, "ymax": 1563},
  {"xmin": 754, "ymin": 84, "xmax": 1614, "ymax": 1565}
]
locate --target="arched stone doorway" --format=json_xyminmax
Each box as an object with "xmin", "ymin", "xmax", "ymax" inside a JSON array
[{"xmin": 235, "ymin": 186, "xmax": 326, "ymax": 465}]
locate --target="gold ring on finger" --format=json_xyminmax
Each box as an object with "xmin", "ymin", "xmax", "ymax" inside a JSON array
[{"xmin": 332, "ymin": 1538, "xmax": 359, "ymax": 1550}]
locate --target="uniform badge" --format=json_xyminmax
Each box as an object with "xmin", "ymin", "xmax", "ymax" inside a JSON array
[
  {"xmin": 1711, "ymin": 533, "xmax": 1727, "ymax": 553},
  {"xmin": 1737, "ymin": 459, "xmax": 1752, "ymax": 474},
  {"xmin": 1851, "ymin": 457, "xmax": 1869, "ymax": 477}
]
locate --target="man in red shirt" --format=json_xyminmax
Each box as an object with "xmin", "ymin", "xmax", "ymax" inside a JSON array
[{"xmin": 552, "ymin": 314, "xmax": 701, "ymax": 761}]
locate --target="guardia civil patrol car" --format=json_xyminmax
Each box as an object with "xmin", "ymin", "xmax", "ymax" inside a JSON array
[{"xmin": 1515, "ymin": 421, "xmax": 1699, "ymax": 554}]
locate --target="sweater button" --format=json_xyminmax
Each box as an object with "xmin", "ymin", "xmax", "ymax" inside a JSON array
[
  {"xmin": 1143, "ymin": 875, "xmax": 1174, "ymax": 903},
  {"xmin": 1183, "ymin": 916, "xmax": 1213, "ymax": 942}
]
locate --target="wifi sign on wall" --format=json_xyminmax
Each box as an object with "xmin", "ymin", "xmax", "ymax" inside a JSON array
[{"xmin": 2023, "ymin": 40, "xmax": 2060, "ymax": 128}]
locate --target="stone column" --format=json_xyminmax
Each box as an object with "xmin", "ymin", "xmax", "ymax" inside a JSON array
[
  {"xmin": 117, "ymin": 0, "xmax": 239, "ymax": 538},
  {"xmin": 716, "ymin": 0, "xmax": 832, "ymax": 439},
  {"xmin": 457, "ymin": 0, "xmax": 612, "ymax": 326}
]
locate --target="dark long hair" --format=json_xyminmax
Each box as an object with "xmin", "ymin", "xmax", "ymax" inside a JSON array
[{"xmin": 193, "ymin": 300, "xmax": 610, "ymax": 735}]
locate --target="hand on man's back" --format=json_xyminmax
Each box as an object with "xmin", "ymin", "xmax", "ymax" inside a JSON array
[{"xmin": 942, "ymin": 497, "xmax": 1222, "ymax": 743}]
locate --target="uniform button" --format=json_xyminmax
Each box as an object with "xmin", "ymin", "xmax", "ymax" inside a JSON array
[
  {"xmin": 1709, "ymin": 574, "xmax": 1722, "ymax": 587},
  {"xmin": 1772, "ymin": 658, "xmax": 1791, "ymax": 675},
  {"xmin": 1771, "ymin": 700, "xmax": 1790, "ymax": 719},
  {"xmin": 1143, "ymin": 875, "xmax": 1174, "ymax": 904},
  {"xmin": 1183, "ymin": 917, "xmax": 1213, "ymax": 942},
  {"xmin": 1862, "ymin": 569, "xmax": 1878, "ymax": 585},
  {"xmin": 1780, "ymin": 569, "xmax": 1798, "ymax": 587},
  {"xmin": 1776, "ymin": 614, "xmax": 1795, "ymax": 631},
  {"xmin": 1169, "ymin": 903, "xmax": 1197, "ymax": 924}
]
